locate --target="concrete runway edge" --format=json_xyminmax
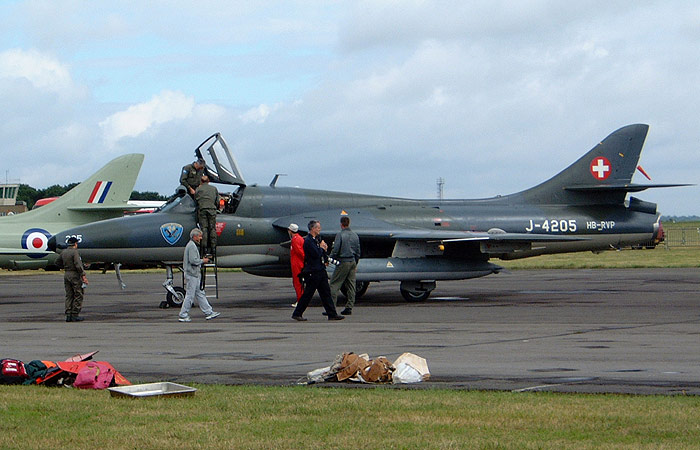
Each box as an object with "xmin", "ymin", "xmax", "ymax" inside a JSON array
[{"xmin": 1, "ymin": 268, "xmax": 698, "ymax": 395}]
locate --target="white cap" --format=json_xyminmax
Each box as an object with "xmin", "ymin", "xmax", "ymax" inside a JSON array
[{"xmin": 288, "ymin": 223, "xmax": 299, "ymax": 233}]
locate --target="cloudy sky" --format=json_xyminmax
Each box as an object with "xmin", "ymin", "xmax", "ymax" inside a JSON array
[{"xmin": 1, "ymin": 1, "xmax": 698, "ymax": 215}]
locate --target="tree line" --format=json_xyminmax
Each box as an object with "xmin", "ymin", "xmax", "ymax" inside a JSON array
[{"xmin": 17, "ymin": 184, "xmax": 167, "ymax": 209}]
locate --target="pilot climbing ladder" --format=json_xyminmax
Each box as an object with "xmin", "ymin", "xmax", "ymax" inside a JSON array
[{"xmin": 202, "ymin": 256, "xmax": 219, "ymax": 299}]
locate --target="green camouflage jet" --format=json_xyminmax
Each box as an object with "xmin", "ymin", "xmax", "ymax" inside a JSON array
[
  {"xmin": 50, "ymin": 125, "xmax": 687, "ymax": 302},
  {"xmin": 0, "ymin": 153, "xmax": 144, "ymax": 270}
]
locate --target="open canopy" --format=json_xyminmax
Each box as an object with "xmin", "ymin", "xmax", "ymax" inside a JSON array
[{"xmin": 195, "ymin": 133, "xmax": 246, "ymax": 187}]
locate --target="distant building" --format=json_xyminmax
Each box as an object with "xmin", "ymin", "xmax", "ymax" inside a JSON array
[{"xmin": 0, "ymin": 184, "xmax": 27, "ymax": 216}]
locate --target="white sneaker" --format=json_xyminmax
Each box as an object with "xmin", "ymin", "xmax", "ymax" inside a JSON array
[
  {"xmin": 291, "ymin": 302, "xmax": 297, "ymax": 308},
  {"xmin": 178, "ymin": 316, "xmax": 191, "ymax": 322},
  {"xmin": 205, "ymin": 311, "xmax": 220, "ymax": 320}
]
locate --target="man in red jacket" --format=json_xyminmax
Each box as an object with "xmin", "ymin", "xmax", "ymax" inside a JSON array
[{"xmin": 288, "ymin": 223, "xmax": 304, "ymax": 307}]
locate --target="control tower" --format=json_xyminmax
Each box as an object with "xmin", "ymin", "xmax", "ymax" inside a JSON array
[{"xmin": 0, "ymin": 184, "xmax": 27, "ymax": 216}]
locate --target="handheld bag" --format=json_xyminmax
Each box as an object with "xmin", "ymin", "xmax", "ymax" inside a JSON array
[
  {"xmin": 73, "ymin": 362, "xmax": 115, "ymax": 389},
  {"xmin": 0, "ymin": 359, "xmax": 28, "ymax": 385}
]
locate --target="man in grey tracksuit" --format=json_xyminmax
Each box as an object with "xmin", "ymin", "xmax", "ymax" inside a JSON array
[
  {"xmin": 178, "ymin": 228, "xmax": 220, "ymax": 322},
  {"xmin": 329, "ymin": 216, "xmax": 361, "ymax": 315}
]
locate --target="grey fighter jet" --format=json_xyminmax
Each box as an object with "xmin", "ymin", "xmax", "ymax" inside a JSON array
[{"xmin": 49, "ymin": 124, "xmax": 685, "ymax": 303}]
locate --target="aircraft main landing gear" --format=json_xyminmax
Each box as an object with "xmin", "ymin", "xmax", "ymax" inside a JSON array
[
  {"xmin": 399, "ymin": 280, "xmax": 436, "ymax": 302},
  {"xmin": 355, "ymin": 281, "xmax": 369, "ymax": 298}
]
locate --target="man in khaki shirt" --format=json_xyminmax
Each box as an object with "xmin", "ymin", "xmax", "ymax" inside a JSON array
[
  {"xmin": 56, "ymin": 237, "xmax": 88, "ymax": 322},
  {"xmin": 180, "ymin": 159, "xmax": 205, "ymax": 196}
]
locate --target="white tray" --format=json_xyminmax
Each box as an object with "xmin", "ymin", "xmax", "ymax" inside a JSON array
[{"xmin": 108, "ymin": 382, "xmax": 197, "ymax": 398}]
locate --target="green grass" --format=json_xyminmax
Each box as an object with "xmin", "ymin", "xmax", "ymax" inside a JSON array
[
  {"xmin": 1, "ymin": 385, "xmax": 699, "ymax": 449},
  {"xmin": 499, "ymin": 247, "xmax": 700, "ymax": 270}
]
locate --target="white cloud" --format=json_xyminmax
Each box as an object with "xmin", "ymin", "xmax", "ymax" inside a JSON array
[
  {"xmin": 424, "ymin": 86, "xmax": 448, "ymax": 107},
  {"xmin": 240, "ymin": 104, "xmax": 272, "ymax": 124},
  {"xmin": 99, "ymin": 90, "xmax": 196, "ymax": 146},
  {"xmin": 193, "ymin": 103, "xmax": 227, "ymax": 121},
  {"xmin": 1, "ymin": 2, "xmax": 699, "ymax": 215},
  {"xmin": 0, "ymin": 48, "xmax": 82, "ymax": 98},
  {"xmin": 239, "ymin": 102, "xmax": 287, "ymax": 124}
]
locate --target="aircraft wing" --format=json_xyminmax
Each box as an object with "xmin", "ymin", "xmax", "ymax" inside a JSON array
[
  {"xmin": 439, "ymin": 232, "xmax": 588, "ymax": 243},
  {"xmin": 271, "ymin": 211, "xmax": 588, "ymax": 243},
  {"xmin": 344, "ymin": 228, "xmax": 586, "ymax": 243}
]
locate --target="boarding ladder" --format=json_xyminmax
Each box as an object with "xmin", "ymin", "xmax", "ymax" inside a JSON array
[{"xmin": 201, "ymin": 254, "xmax": 219, "ymax": 299}]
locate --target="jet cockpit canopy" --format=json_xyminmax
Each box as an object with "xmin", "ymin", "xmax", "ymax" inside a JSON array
[{"xmin": 195, "ymin": 133, "xmax": 246, "ymax": 187}]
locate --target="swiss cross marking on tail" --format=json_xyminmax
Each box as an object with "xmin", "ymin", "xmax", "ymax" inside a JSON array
[{"xmin": 589, "ymin": 157, "xmax": 611, "ymax": 180}]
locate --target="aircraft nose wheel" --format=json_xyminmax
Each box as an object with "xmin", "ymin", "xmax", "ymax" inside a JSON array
[{"xmin": 166, "ymin": 287, "xmax": 186, "ymax": 307}]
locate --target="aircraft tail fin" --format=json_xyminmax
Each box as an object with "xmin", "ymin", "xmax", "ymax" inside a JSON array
[
  {"xmin": 22, "ymin": 153, "xmax": 144, "ymax": 222},
  {"xmin": 516, "ymin": 124, "xmax": 671, "ymax": 205}
]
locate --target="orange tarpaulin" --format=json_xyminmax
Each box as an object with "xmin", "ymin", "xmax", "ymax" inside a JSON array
[
  {"xmin": 33, "ymin": 352, "xmax": 130, "ymax": 386},
  {"xmin": 57, "ymin": 361, "xmax": 131, "ymax": 386}
]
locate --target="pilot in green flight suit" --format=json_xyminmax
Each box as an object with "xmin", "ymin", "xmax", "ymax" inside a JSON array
[
  {"xmin": 180, "ymin": 159, "xmax": 205, "ymax": 196},
  {"xmin": 195, "ymin": 174, "xmax": 220, "ymax": 255}
]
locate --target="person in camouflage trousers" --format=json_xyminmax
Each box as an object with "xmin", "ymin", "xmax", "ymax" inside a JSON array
[{"xmin": 195, "ymin": 174, "xmax": 220, "ymax": 255}]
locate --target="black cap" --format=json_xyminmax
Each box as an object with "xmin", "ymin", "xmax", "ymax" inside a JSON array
[{"xmin": 67, "ymin": 237, "xmax": 79, "ymax": 244}]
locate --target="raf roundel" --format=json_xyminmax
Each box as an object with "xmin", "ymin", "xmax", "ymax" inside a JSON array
[
  {"xmin": 21, "ymin": 228, "xmax": 52, "ymax": 258},
  {"xmin": 589, "ymin": 157, "xmax": 612, "ymax": 180}
]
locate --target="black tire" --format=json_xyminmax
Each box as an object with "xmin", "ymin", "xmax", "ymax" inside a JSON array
[
  {"xmin": 166, "ymin": 286, "xmax": 186, "ymax": 307},
  {"xmin": 355, "ymin": 281, "xmax": 369, "ymax": 298},
  {"xmin": 400, "ymin": 289, "xmax": 431, "ymax": 302}
]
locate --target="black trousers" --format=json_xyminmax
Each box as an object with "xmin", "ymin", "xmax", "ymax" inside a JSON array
[{"xmin": 292, "ymin": 271, "xmax": 339, "ymax": 318}]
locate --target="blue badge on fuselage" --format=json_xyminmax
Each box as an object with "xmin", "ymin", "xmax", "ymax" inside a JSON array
[{"xmin": 160, "ymin": 223, "xmax": 183, "ymax": 245}]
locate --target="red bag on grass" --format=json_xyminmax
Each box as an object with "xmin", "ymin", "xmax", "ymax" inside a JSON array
[{"xmin": 0, "ymin": 359, "xmax": 28, "ymax": 384}]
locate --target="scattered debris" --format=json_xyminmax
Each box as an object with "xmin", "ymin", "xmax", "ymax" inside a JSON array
[
  {"xmin": 392, "ymin": 352, "xmax": 430, "ymax": 384},
  {"xmin": 335, "ymin": 353, "xmax": 370, "ymax": 381},
  {"xmin": 0, "ymin": 351, "xmax": 130, "ymax": 389},
  {"xmin": 305, "ymin": 352, "xmax": 430, "ymax": 385}
]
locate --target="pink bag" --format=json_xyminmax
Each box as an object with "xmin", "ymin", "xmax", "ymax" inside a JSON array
[{"xmin": 73, "ymin": 362, "xmax": 114, "ymax": 389}]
